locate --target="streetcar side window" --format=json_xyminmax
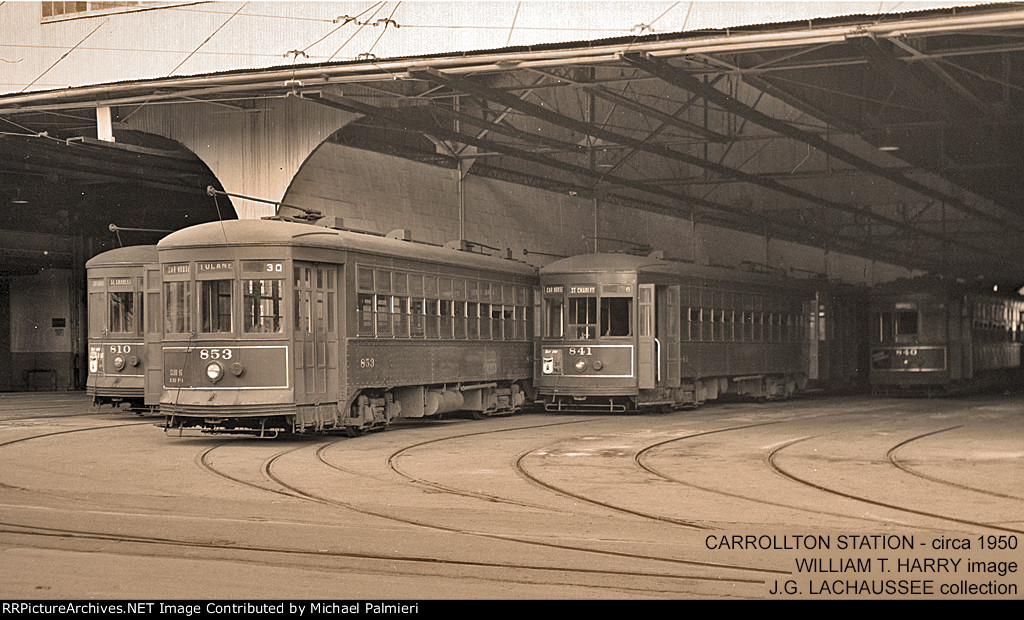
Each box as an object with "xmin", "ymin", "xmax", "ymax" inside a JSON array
[
  {"xmin": 515, "ymin": 287, "xmax": 529, "ymax": 341},
  {"xmin": 376, "ymin": 294, "xmax": 393, "ymax": 337},
  {"xmin": 439, "ymin": 299, "xmax": 453, "ymax": 339},
  {"xmin": 702, "ymin": 308, "xmax": 714, "ymax": 341},
  {"xmin": 492, "ymin": 305, "xmax": 504, "ymax": 340},
  {"xmin": 453, "ymin": 300, "xmax": 467, "ymax": 339},
  {"xmin": 686, "ymin": 307, "xmax": 698, "ymax": 341},
  {"xmin": 467, "ymin": 301, "xmax": 480, "ymax": 339},
  {"xmin": 503, "ymin": 303, "xmax": 516, "ymax": 338},
  {"xmin": 426, "ymin": 298, "xmax": 440, "ymax": 339},
  {"xmin": 393, "ymin": 296, "xmax": 409, "ymax": 338},
  {"xmin": 358, "ymin": 294, "xmax": 375, "ymax": 337},
  {"xmin": 410, "ymin": 298, "xmax": 426, "ymax": 338}
]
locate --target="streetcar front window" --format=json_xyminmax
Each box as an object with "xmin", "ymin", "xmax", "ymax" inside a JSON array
[
  {"xmin": 600, "ymin": 297, "xmax": 632, "ymax": 336},
  {"xmin": 200, "ymin": 280, "xmax": 233, "ymax": 333},
  {"xmin": 88, "ymin": 281, "xmax": 104, "ymax": 335},
  {"xmin": 877, "ymin": 310, "xmax": 918, "ymax": 343},
  {"xmin": 568, "ymin": 297, "xmax": 597, "ymax": 339},
  {"xmin": 895, "ymin": 311, "xmax": 918, "ymax": 343},
  {"xmin": 243, "ymin": 279, "xmax": 284, "ymax": 333},
  {"xmin": 108, "ymin": 291, "xmax": 135, "ymax": 334},
  {"xmin": 545, "ymin": 297, "xmax": 564, "ymax": 338},
  {"xmin": 164, "ymin": 281, "xmax": 192, "ymax": 334}
]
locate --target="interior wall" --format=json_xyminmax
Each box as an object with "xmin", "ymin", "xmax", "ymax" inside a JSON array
[
  {"xmin": 7, "ymin": 269, "xmax": 74, "ymax": 391},
  {"xmin": 0, "ymin": 280, "xmax": 10, "ymax": 391}
]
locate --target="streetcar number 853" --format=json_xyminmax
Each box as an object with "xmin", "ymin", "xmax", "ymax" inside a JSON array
[{"xmin": 199, "ymin": 348, "xmax": 233, "ymax": 360}]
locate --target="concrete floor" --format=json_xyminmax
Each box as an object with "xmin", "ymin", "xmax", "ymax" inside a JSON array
[{"xmin": 0, "ymin": 391, "xmax": 1020, "ymax": 600}]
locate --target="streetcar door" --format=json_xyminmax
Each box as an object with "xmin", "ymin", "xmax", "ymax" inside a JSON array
[
  {"xmin": 661, "ymin": 285, "xmax": 681, "ymax": 387},
  {"xmin": 638, "ymin": 284, "xmax": 656, "ymax": 389},
  {"xmin": 293, "ymin": 263, "xmax": 338, "ymax": 404},
  {"xmin": 804, "ymin": 296, "xmax": 819, "ymax": 381},
  {"xmin": 143, "ymin": 264, "xmax": 162, "ymax": 407}
]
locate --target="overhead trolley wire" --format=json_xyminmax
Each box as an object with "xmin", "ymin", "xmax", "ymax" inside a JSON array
[
  {"xmin": 506, "ymin": 2, "xmax": 521, "ymax": 46},
  {"xmin": 20, "ymin": 17, "xmax": 109, "ymax": 93},
  {"xmin": 296, "ymin": 1, "xmax": 384, "ymax": 57},
  {"xmin": 362, "ymin": 2, "xmax": 403, "ymax": 60},
  {"xmin": 167, "ymin": 2, "xmax": 249, "ymax": 76},
  {"xmin": 330, "ymin": 2, "xmax": 388, "ymax": 61}
]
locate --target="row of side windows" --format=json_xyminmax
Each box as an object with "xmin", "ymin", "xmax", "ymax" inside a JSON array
[
  {"xmin": 684, "ymin": 308, "xmax": 803, "ymax": 343},
  {"xmin": 356, "ymin": 265, "xmax": 530, "ymax": 340}
]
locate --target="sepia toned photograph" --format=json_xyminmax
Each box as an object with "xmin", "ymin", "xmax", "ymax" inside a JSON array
[{"xmin": 0, "ymin": 1, "xmax": 1021, "ymax": 603}]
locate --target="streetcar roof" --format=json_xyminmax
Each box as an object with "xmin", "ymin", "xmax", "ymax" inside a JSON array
[
  {"xmin": 540, "ymin": 252, "xmax": 670, "ymax": 275},
  {"xmin": 157, "ymin": 219, "xmax": 537, "ymax": 276},
  {"xmin": 85, "ymin": 244, "xmax": 159, "ymax": 268},
  {"xmin": 541, "ymin": 252, "xmax": 812, "ymax": 289},
  {"xmin": 870, "ymin": 275, "xmax": 1024, "ymax": 303}
]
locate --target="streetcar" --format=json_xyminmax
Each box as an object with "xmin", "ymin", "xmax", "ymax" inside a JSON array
[
  {"xmin": 869, "ymin": 277, "xmax": 1024, "ymax": 394},
  {"xmin": 158, "ymin": 218, "xmax": 537, "ymax": 436},
  {"xmin": 536, "ymin": 252, "xmax": 813, "ymax": 412},
  {"xmin": 86, "ymin": 245, "xmax": 162, "ymax": 412}
]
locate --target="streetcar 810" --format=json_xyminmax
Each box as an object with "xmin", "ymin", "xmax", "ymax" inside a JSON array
[
  {"xmin": 86, "ymin": 245, "xmax": 162, "ymax": 413},
  {"xmin": 158, "ymin": 218, "xmax": 537, "ymax": 436}
]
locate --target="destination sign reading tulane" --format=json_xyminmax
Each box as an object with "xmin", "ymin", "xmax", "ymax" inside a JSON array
[{"xmin": 197, "ymin": 261, "xmax": 234, "ymax": 273}]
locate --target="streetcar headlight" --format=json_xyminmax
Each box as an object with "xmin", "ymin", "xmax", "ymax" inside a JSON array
[
  {"xmin": 206, "ymin": 362, "xmax": 224, "ymax": 383},
  {"xmin": 574, "ymin": 359, "xmax": 588, "ymax": 373},
  {"xmin": 112, "ymin": 355, "xmax": 126, "ymax": 371}
]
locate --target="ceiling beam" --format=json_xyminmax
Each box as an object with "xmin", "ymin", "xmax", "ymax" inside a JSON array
[
  {"xmin": 407, "ymin": 66, "xmax": 1017, "ymax": 269},
  {"xmin": 619, "ymin": 52, "xmax": 1024, "ymax": 233},
  {"xmin": 300, "ymin": 90, "xmax": 987, "ymax": 276}
]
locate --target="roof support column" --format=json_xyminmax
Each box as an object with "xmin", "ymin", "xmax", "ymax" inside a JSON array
[
  {"xmin": 123, "ymin": 95, "xmax": 357, "ymax": 219},
  {"xmin": 96, "ymin": 106, "xmax": 114, "ymax": 143}
]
